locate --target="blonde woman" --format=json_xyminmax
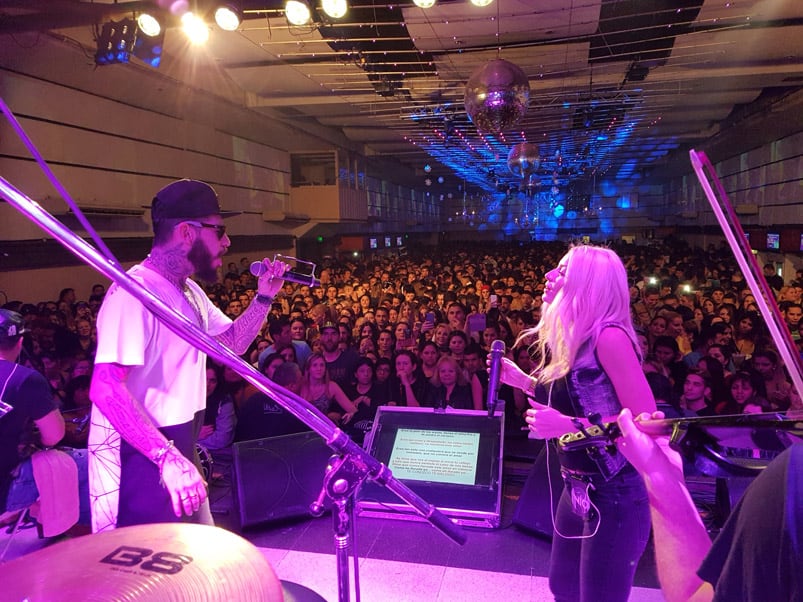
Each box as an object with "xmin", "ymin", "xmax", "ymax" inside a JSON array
[
  {"xmin": 496, "ymin": 245, "xmax": 656, "ymax": 602},
  {"xmin": 432, "ymin": 322, "xmax": 451, "ymax": 354},
  {"xmin": 300, "ymin": 353, "xmax": 358, "ymax": 426},
  {"xmin": 425, "ymin": 355, "xmax": 478, "ymax": 410}
]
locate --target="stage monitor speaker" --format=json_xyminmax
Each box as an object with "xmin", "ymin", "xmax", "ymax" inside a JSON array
[
  {"xmin": 232, "ymin": 431, "xmax": 332, "ymax": 528},
  {"xmin": 512, "ymin": 441, "xmax": 564, "ymax": 538}
]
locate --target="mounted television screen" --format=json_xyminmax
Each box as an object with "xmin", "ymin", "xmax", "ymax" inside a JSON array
[
  {"xmin": 396, "ymin": 236, "xmax": 403, "ymax": 246},
  {"xmin": 767, "ymin": 233, "xmax": 780, "ymax": 250},
  {"xmin": 384, "ymin": 236, "xmax": 392, "ymax": 247},
  {"xmin": 369, "ymin": 237, "xmax": 377, "ymax": 249}
]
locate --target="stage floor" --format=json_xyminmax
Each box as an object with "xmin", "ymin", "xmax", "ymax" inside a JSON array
[
  {"xmin": 210, "ymin": 448, "xmax": 664, "ymax": 601},
  {"xmin": 1, "ymin": 449, "xmax": 665, "ymax": 601}
]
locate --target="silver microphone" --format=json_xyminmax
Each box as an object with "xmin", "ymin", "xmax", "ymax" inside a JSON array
[{"xmin": 250, "ymin": 260, "xmax": 321, "ymax": 287}]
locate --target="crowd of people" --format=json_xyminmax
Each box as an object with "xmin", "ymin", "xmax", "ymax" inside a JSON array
[
  {"xmin": 2, "ymin": 175, "xmax": 802, "ymax": 601},
  {"xmin": 2, "ymin": 237, "xmax": 802, "ymax": 458}
]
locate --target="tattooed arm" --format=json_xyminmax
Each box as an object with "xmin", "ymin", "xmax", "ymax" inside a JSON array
[
  {"xmin": 90, "ymin": 363, "xmax": 206, "ymax": 518},
  {"xmin": 216, "ymin": 296, "xmax": 271, "ymax": 355},
  {"xmin": 216, "ymin": 258, "xmax": 288, "ymax": 355}
]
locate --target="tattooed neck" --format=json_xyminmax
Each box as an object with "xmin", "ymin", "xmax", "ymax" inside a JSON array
[{"xmin": 144, "ymin": 249, "xmax": 191, "ymax": 290}]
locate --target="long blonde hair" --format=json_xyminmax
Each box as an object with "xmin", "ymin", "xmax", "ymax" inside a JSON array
[
  {"xmin": 302, "ymin": 352, "xmax": 331, "ymax": 395},
  {"xmin": 429, "ymin": 355, "xmax": 469, "ymax": 387},
  {"xmin": 521, "ymin": 245, "xmax": 638, "ymax": 383}
]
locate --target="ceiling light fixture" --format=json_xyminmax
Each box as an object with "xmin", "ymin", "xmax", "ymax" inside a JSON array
[
  {"xmin": 285, "ymin": 0, "xmax": 312, "ymax": 25},
  {"xmin": 469, "ymin": 0, "xmax": 494, "ymax": 6},
  {"xmin": 181, "ymin": 12, "xmax": 210, "ymax": 44},
  {"xmin": 413, "ymin": 0, "xmax": 437, "ymax": 8},
  {"xmin": 214, "ymin": 4, "xmax": 242, "ymax": 31},
  {"xmin": 322, "ymin": 0, "xmax": 348, "ymax": 19}
]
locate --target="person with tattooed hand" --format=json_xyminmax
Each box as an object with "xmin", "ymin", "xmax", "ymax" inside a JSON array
[{"xmin": 88, "ymin": 180, "xmax": 287, "ymax": 532}]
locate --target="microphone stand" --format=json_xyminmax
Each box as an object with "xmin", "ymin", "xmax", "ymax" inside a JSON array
[{"xmin": 0, "ymin": 104, "xmax": 466, "ymax": 602}]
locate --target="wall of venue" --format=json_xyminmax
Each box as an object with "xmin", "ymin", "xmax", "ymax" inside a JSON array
[
  {"xmin": 668, "ymin": 129, "xmax": 802, "ymax": 230},
  {"xmin": 665, "ymin": 128, "xmax": 803, "ymax": 280},
  {"xmin": 0, "ymin": 33, "xmax": 309, "ymax": 303},
  {"xmin": 1, "ymin": 32, "xmax": 801, "ymax": 304}
]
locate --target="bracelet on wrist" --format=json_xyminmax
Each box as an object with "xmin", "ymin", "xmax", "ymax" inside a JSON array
[
  {"xmin": 152, "ymin": 439, "xmax": 174, "ymax": 467},
  {"xmin": 152, "ymin": 439, "xmax": 177, "ymax": 488},
  {"xmin": 255, "ymin": 293, "xmax": 273, "ymax": 305}
]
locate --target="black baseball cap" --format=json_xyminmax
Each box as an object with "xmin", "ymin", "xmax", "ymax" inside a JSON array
[
  {"xmin": 150, "ymin": 179, "xmax": 240, "ymax": 222},
  {"xmin": 320, "ymin": 322, "xmax": 339, "ymax": 333},
  {"xmin": 0, "ymin": 309, "xmax": 28, "ymax": 345}
]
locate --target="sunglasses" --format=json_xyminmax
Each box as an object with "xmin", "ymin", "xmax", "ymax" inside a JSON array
[{"xmin": 184, "ymin": 221, "xmax": 227, "ymax": 239}]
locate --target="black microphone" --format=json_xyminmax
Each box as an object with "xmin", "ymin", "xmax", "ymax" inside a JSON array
[
  {"xmin": 486, "ymin": 339, "xmax": 505, "ymax": 418},
  {"xmin": 250, "ymin": 260, "xmax": 321, "ymax": 287}
]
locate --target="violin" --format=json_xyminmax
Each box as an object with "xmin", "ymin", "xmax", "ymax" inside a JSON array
[{"xmin": 558, "ymin": 411, "xmax": 803, "ymax": 478}]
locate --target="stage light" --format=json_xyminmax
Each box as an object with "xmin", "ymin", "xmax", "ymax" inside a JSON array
[
  {"xmin": 95, "ymin": 14, "xmax": 167, "ymax": 68},
  {"xmin": 322, "ymin": 0, "xmax": 348, "ymax": 19},
  {"xmin": 137, "ymin": 13, "xmax": 161, "ymax": 37},
  {"xmin": 95, "ymin": 18, "xmax": 137, "ymax": 65},
  {"xmin": 182, "ymin": 12, "xmax": 210, "ymax": 44},
  {"xmin": 285, "ymin": 0, "xmax": 312, "ymax": 25},
  {"xmin": 214, "ymin": 4, "xmax": 242, "ymax": 31},
  {"xmin": 133, "ymin": 15, "xmax": 165, "ymax": 68},
  {"xmin": 413, "ymin": 0, "xmax": 437, "ymax": 8},
  {"xmin": 470, "ymin": 0, "xmax": 494, "ymax": 6}
]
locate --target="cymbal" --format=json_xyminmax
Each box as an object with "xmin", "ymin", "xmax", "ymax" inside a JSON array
[{"xmin": 0, "ymin": 523, "xmax": 284, "ymax": 601}]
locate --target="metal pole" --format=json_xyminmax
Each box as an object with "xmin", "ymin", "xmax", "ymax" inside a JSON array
[{"xmin": 690, "ymin": 150, "xmax": 803, "ymax": 402}]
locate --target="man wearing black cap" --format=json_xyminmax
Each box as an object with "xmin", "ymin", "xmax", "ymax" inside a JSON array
[
  {"xmin": 320, "ymin": 321, "xmax": 358, "ymax": 390},
  {"xmin": 0, "ymin": 309, "xmax": 66, "ymax": 515},
  {"xmin": 88, "ymin": 179, "xmax": 288, "ymax": 532}
]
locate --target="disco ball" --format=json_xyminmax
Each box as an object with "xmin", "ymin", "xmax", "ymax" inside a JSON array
[
  {"xmin": 507, "ymin": 143, "xmax": 540, "ymax": 178},
  {"xmin": 464, "ymin": 59, "xmax": 530, "ymax": 133}
]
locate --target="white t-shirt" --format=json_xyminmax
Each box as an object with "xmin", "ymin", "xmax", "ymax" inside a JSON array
[{"xmin": 88, "ymin": 263, "xmax": 231, "ymax": 532}]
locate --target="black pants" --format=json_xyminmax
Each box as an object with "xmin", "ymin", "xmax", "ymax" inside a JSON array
[
  {"xmin": 548, "ymin": 465, "xmax": 651, "ymax": 602},
  {"xmin": 117, "ymin": 411, "xmax": 204, "ymax": 526}
]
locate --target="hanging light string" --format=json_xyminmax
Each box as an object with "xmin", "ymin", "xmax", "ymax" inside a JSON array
[{"xmin": 496, "ymin": 0, "xmax": 501, "ymax": 58}]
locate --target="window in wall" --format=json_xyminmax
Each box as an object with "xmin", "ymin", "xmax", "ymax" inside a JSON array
[{"xmin": 291, "ymin": 151, "xmax": 336, "ymax": 186}]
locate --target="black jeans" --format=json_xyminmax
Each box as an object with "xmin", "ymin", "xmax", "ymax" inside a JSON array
[
  {"xmin": 118, "ymin": 412, "xmax": 210, "ymax": 527},
  {"xmin": 548, "ymin": 465, "xmax": 651, "ymax": 602}
]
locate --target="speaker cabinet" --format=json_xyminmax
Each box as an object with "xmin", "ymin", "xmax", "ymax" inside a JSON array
[{"xmin": 232, "ymin": 431, "xmax": 332, "ymax": 528}]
